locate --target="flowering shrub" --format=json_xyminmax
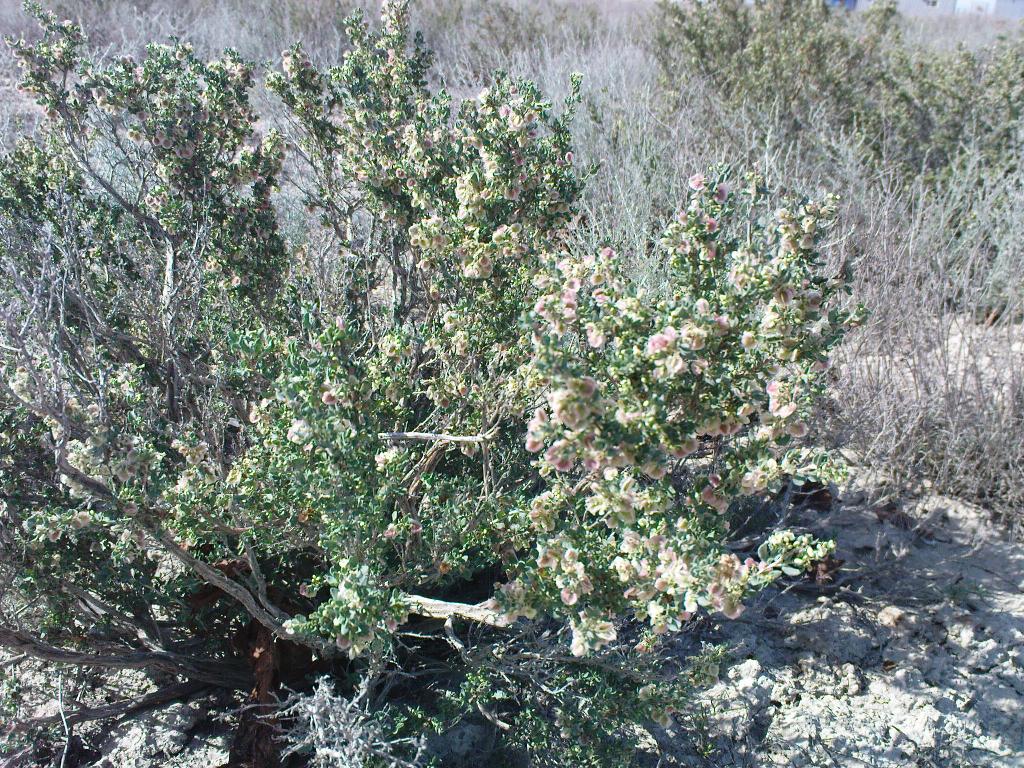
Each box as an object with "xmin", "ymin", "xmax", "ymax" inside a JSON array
[
  {"xmin": 0, "ymin": 2, "xmax": 859, "ymax": 762},
  {"xmin": 500, "ymin": 171, "xmax": 851, "ymax": 653}
]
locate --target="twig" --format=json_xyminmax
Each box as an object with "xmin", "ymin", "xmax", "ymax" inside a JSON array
[
  {"xmin": 57, "ymin": 674, "xmax": 70, "ymax": 768},
  {"xmin": 378, "ymin": 428, "xmax": 499, "ymax": 444},
  {"xmin": 0, "ymin": 653, "xmax": 27, "ymax": 670},
  {"xmin": 0, "ymin": 626, "xmax": 251, "ymax": 689},
  {"xmin": 404, "ymin": 595, "xmax": 511, "ymax": 627},
  {"xmin": 15, "ymin": 682, "xmax": 207, "ymax": 731}
]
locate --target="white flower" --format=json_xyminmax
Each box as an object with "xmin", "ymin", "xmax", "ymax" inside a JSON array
[{"xmin": 286, "ymin": 419, "xmax": 312, "ymax": 444}]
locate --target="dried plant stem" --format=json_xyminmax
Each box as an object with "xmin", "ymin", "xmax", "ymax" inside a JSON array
[
  {"xmin": 378, "ymin": 429, "xmax": 498, "ymax": 444},
  {"xmin": 403, "ymin": 594, "xmax": 511, "ymax": 627}
]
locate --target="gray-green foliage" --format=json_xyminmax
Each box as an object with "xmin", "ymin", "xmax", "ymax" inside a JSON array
[{"xmin": 655, "ymin": 0, "xmax": 1024, "ymax": 183}]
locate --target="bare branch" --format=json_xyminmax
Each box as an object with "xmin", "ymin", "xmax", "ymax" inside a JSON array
[
  {"xmin": 12, "ymin": 682, "xmax": 206, "ymax": 731},
  {"xmin": 403, "ymin": 595, "xmax": 511, "ymax": 628},
  {"xmin": 0, "ymin": 626, "xmax": 251, "ymax": 689},
  {"xmin": 379, "ymin": 428, "xmax": 498, "ymax": 445}
]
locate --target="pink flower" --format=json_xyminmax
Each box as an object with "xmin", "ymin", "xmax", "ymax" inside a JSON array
[
  {"xmin": 646, "ymin": 326, "xmax": 678, "ymax": 355},
  {"xmin": 647, "ymin": 336, "xmax": 667, "ymax": 354},
  {"xmin": 525, "ymin": 407, "xmax": 549, "ymax": 450},
  {"xmin": 772, "ymin": 402, "xmax": 797, "ymax": 419},
  {"xmin": 774, "ymin": 287, "xmax": 794, "ymax": 305},
  {"xmin": 688, "ymin": 173, "xmax": 705, "ymax": 191},
  {"xmin": 645, "ymin": 461, "xmax": 668, "ymax": 480},
  {"xmin": 701, "ymin": 485, "xmax": 728, "ymax": 512},
  {"xmin": 321, "ymin": 390, "xmax": 339, "ymax": 405},
  {"xmin": 705, "ymin": 217, "xmax": 718, "ymax": 233},
  {"xmin": 287, "ymin": 419, "xmax": 312, "ymax": 444},
  {"xmin": 585, "ymin": 323, "xmax": 605, "ymax": 349},
  {"xmin": 670, "ymin": 440, "xmax": 697, "ymax": 459},
  {"xmin": 537, "ymin": 548, "xmax": 558, "ymax": 569},
  {"xmin": 545, "ymin": 442, "xmax": 574, "ymax": 472},
  {"xmin": 715, "ymin": 183, "xmax": 729, "ymax": 202},
  {"xmin": 560, "ymin": 588, "xmax": 579, "ymax": 605}
]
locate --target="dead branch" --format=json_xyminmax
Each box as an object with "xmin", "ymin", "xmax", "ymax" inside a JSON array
[
  {"xmin": 379, "ymin": 428, "xmax": 498, "ymax": 445},
  {"xmin": 403, "ymin": 595, "xmax": 511, "ymax": 627},
  {"xmin": 141, "ymin": 522, "xmax": 337, "ymax": 659},
  {"xmin": 12, "ymin": 681, "xmax": 207, "ymax": 731},
  {"xmin": 0, "ymin": 626, "xmax": 251, "ymax": 689}
]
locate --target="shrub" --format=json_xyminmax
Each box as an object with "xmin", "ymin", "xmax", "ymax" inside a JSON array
[
  {"xmin": 0, "ymin": 2, "xmax": 857, "ymax": 762},
  {"xmin": 654, "ymin": 0, "xmax": 897, "ymax": 166},
  {"xmin": 654, "ymin": 0, "xmax": 1024, "ymax": 183}
]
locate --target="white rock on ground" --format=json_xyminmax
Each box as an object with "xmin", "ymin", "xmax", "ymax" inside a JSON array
[{"xmin": 93, "ymin": 697, "xmax": 230, "ymax": 768}]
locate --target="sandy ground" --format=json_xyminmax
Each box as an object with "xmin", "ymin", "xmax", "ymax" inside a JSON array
[{"xmin": 668, "ymin": 474, "xmax": 1024, "ymax": 767}]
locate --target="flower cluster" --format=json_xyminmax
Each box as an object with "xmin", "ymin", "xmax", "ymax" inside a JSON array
[
  {"xmin": 285, "ymin": 559, "xmax": 408, "ymax": 657},
  {"xmin": 268, "ymin": 2, "xmax": 583, "ymax": 431},
  {"xmin": 491, "ymin": 170, "xmax": 859, "ymax": 653}
]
